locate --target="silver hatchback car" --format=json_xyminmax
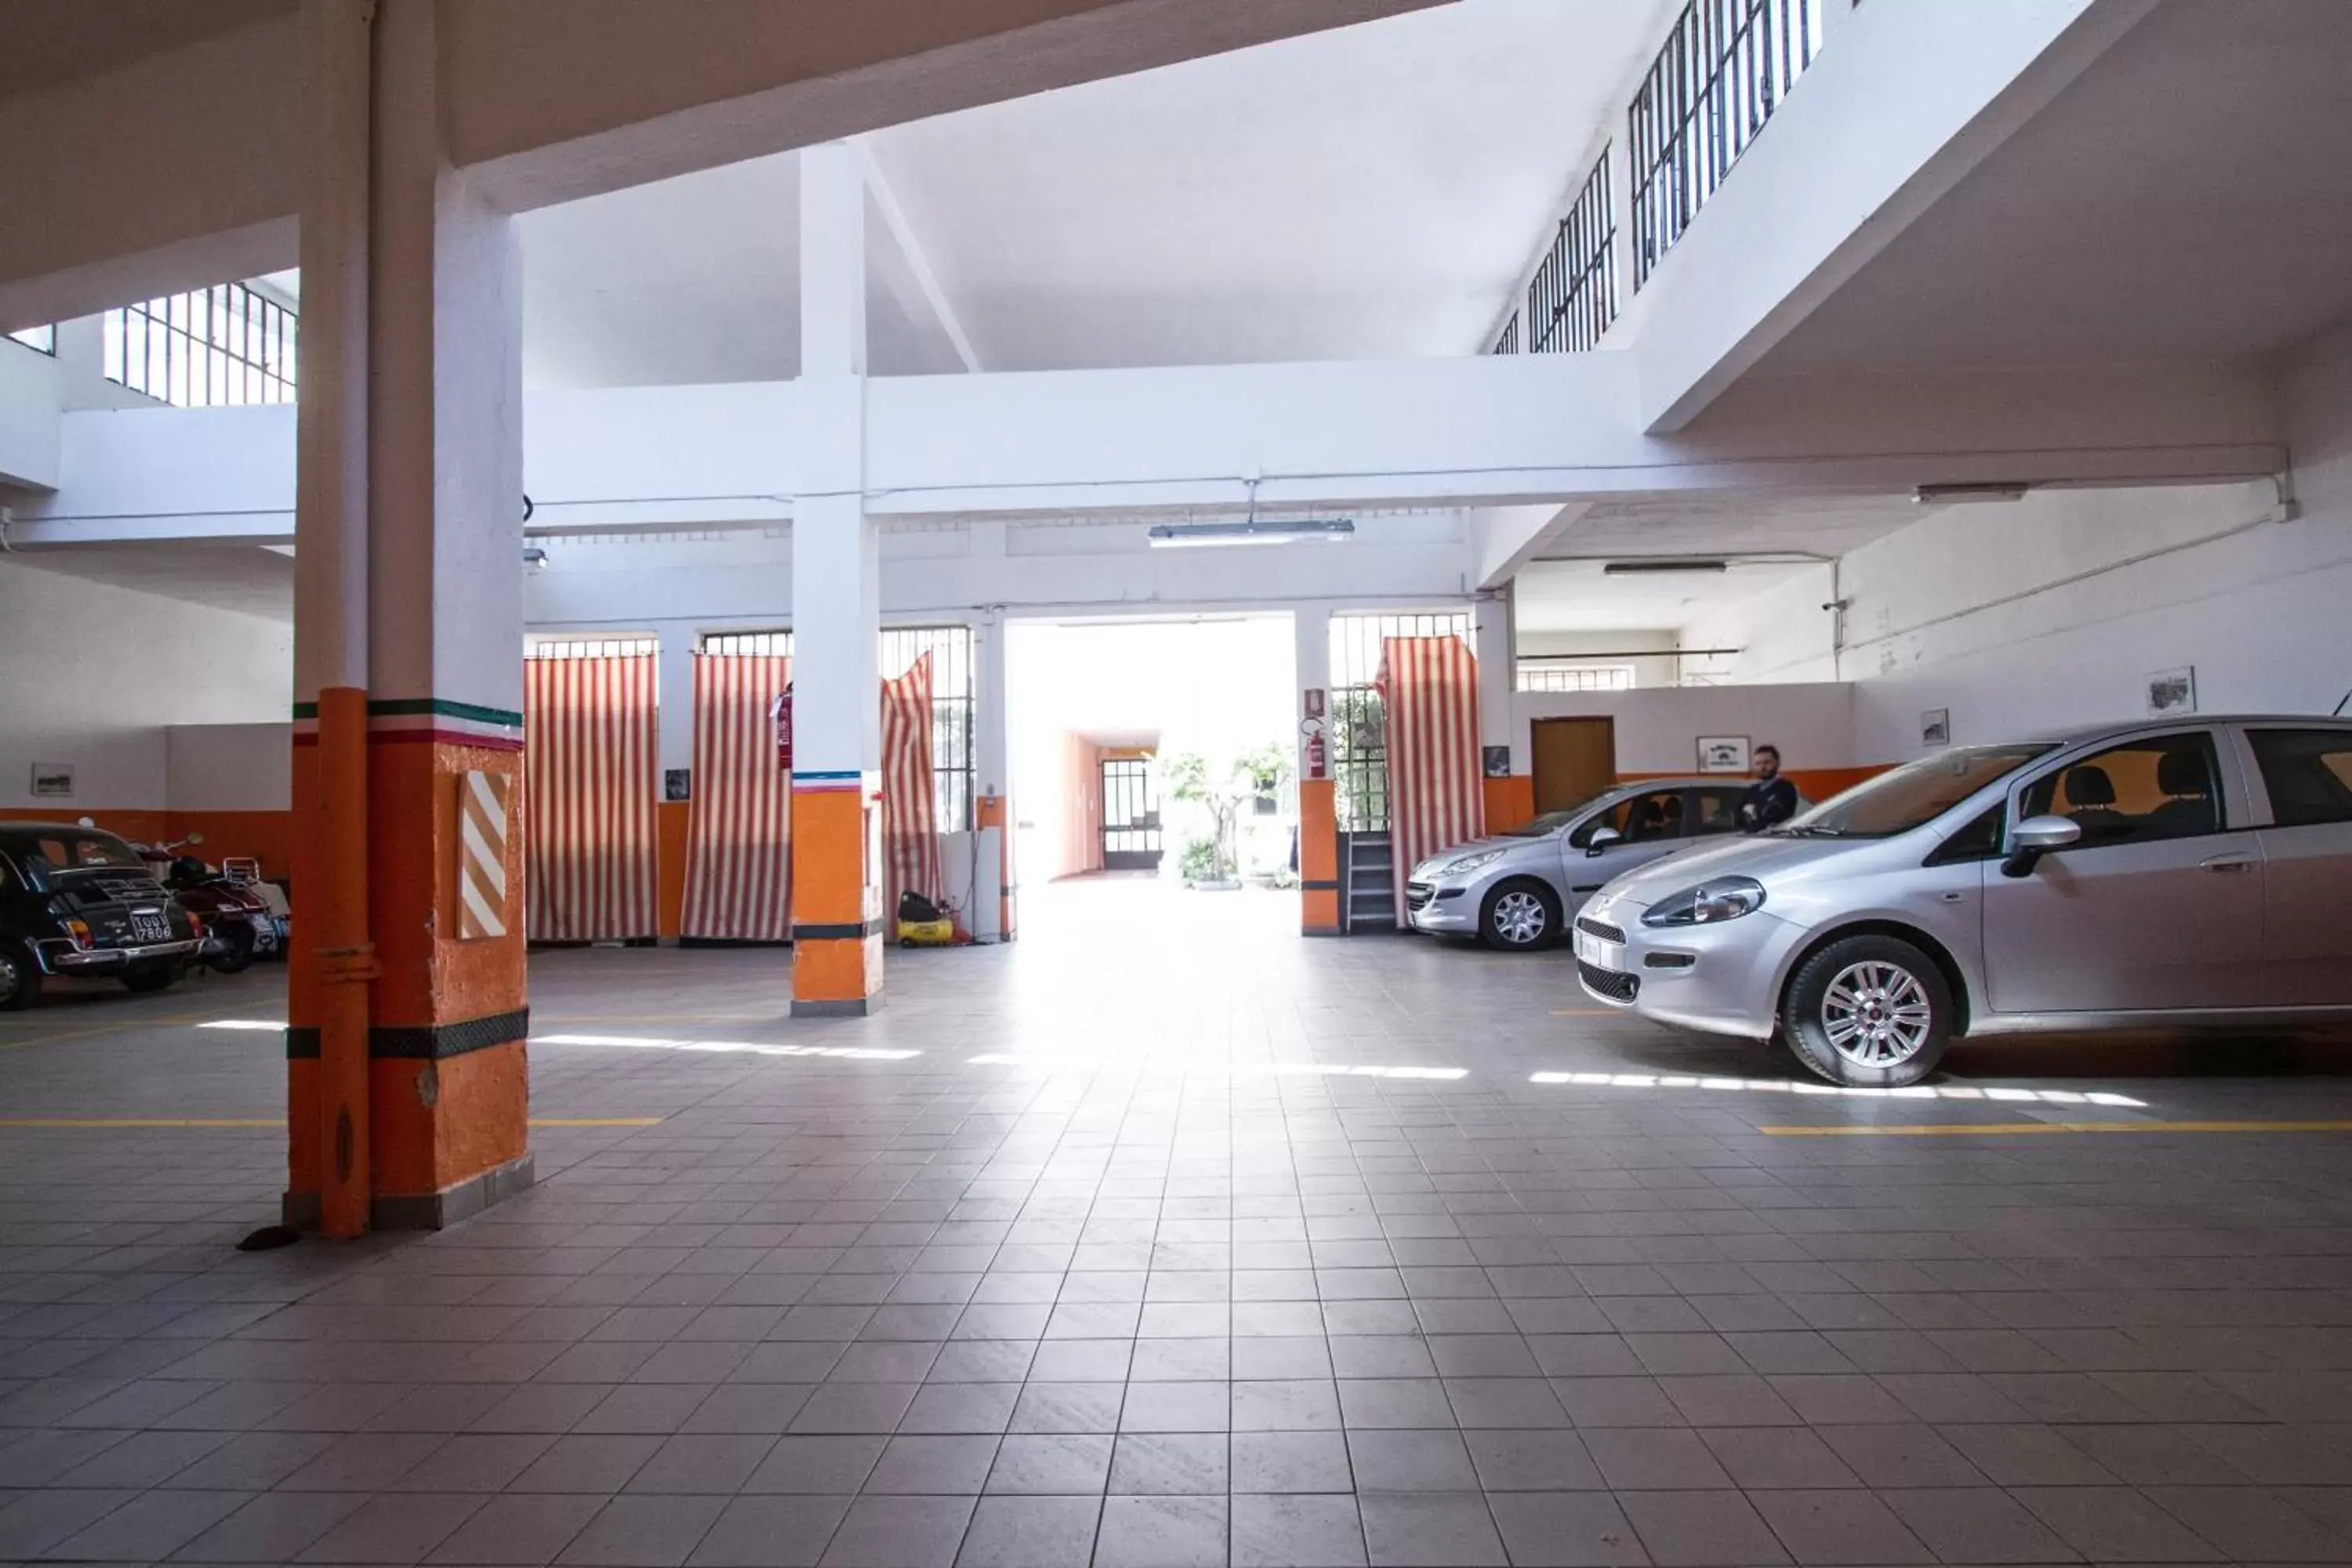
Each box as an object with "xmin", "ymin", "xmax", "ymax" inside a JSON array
[
  {"xmin": 1575, "ymin": 716, "xmax": 2352, "ymax": 1086},
  {"xmin": 1407, "ymin": 777, "xmax": 1769, "ymax": 950}
]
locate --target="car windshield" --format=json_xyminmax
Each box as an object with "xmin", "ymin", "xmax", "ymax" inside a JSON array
[
  {"xmin": 1774, "ymin": 745, "xmax": 2054, "ymax": 839},
  {"xmin": 1502, "ymin": 801, "xmax": 1603, "ymax": 839},
  {"xmin": 6, "ymin": 833, "xmax": 147, "ymax": 891}
]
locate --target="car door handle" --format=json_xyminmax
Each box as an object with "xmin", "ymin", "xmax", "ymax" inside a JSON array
[{"xmin": 2199, "ymin": 854, "xmax": 2256, "ymax": 873}]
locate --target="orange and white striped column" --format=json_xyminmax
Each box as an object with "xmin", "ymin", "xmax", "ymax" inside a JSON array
[
  {"xmin": 789, "ymin": 143, "xmax": 887, "ymax": 1017},
  {"xmin": 287, "ymin": 0, "xmax": 532, "ymax": 1234}
]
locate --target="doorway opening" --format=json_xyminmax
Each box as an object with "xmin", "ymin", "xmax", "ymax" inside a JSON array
[{"xmin": 1007, "ymin": 614, "xmax": 1298, "ymax": 947}]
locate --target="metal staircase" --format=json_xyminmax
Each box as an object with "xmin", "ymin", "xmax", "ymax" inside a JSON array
[{"xmin": 1340, "ymin": 830, "xmax": 1396, "ymax": 931}]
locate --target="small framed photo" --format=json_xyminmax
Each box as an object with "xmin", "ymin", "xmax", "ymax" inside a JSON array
[
  {"xmin": 2147, "ymin": 667, "xmax": 2197, "ymax": 717},
  {"xmin": 1921, "ymin": 709, "xmax": 1951, "ymax": 747},
  {"xmin": 1696, "ymin": 735, "xmax": 1751, "ymax": 775},
  {"xmin": 663, "ymin": 768, "xmax": 693, "ymax": 802},
  {"xmin": 29, "ymin": 763, "xmax": 73, "ymax": 798},
  {"xmin": 1482, "ymin": 745, "xmax": 1512, "ymax": 779}
]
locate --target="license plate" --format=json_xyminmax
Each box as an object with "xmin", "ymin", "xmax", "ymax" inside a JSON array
[
  {"xmin": 1574, "ymin": 929, "xmax": 1621, "ymax": 969},
  {"xmin": 252, "ymin": 921, "xmax": 278, "ymax": 952},
  {"xmin": 130, "ymin": 911, "xmax": 169, "ymax": 942}
]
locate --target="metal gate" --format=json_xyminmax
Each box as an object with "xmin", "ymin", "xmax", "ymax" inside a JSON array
[{"xmin": 1101, "ymin": 757, "xmax": 1162, "ymax": 871}]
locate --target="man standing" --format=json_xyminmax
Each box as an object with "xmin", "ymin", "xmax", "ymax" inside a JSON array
[{"xmin": 1739, "ymin": 743, "xmax": 1798, "ymax": 833}]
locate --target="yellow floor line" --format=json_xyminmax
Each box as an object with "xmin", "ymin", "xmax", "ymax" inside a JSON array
[
  {"xmin": 0, "ymin": 1116, "xmax": 662, "ymax": 1130},
  {"xmin": 1761, "ymin": 1120, "xmax": 2352, "ymax": 1138}
]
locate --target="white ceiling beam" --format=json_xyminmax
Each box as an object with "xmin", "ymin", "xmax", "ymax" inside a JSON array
[
  {"xmin": 1472, "ymin": 503, "xmax": 1591, "ymax": 590},
  {"xmin": 17, "ymin": 352, "xmax": 2282, "ymax": 548},
  {"xmin": 849, "ymin": 138, "xmax": 982, "ymax": 374}
]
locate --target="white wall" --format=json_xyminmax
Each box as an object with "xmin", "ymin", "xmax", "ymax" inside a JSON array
[
  {"xmin": 1676, "ymin": 565, "xmax": 1840, "ymax": 688},
  {"xmin": 165, "ymin": 721, "xmax": 292, "ymax": 811},
  {"xmin": 1677, "ymin": 328, "xmax": 2352, "ymax": 764},
  {"xmin": 0, "ymin": 334, "xmax": 60, "ymax": 488},
  {"xmin": 1509, "ymin": 681, "xmax": 1853, "ymax": 777},
  {"xmin": 0, "ymin": 557, "xmax": 292, "ymax": 809},
  {"xmin": 1515, "ymin": 628, "xmax": 1681, "ymax": 689}
]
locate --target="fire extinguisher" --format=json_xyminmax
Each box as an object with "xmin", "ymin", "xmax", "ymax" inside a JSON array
[{"xmin": 1305, "ymin": 729, "xmax": 1327, "ymax": 780}]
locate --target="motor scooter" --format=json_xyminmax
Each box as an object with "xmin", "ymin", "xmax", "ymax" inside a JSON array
[{"xmin": 138, "ymin": 836, "xmax": 288, "ymax": 974}]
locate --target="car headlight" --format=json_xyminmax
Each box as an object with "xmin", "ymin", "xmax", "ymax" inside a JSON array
[
  {"xmin": 1640, "ymin": 877, "xmax": 1767, "ymax": 927},
  {"xmin": 1441, "ymin": 849, "xmax": 1505, "ymax": 877}
]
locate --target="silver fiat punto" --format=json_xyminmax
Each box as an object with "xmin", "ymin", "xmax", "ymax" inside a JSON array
[
  {"xmin": 1407, "ymin": 777, "xmax": 1766, "ymax": 950},
  {"xmin": 1575, "ymin": 717, "xmax": 2352, "ymax": 1086}
]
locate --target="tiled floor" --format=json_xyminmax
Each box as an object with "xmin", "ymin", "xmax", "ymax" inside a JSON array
[{"xmin": 7, "ymin": 877, "xmax": 2352, "ymax": 1566}]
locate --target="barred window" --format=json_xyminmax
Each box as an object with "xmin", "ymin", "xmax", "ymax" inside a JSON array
[
  {"xmin": 1327, "ymin": 610, "xmax": 1473, "ymax": 833},
  {"xmin": 881, "ymin": 625, "xmax": 976, "ymax": 833},
  {"xmin": 103, "ymin": 281, "xmax": 296, "ymax": 408},
  {"xmin": 524, "ymin": 637, "xmax": 659, "ymax": 659},
  {"xmin": 1516, "ymin": 662, "xmax": 1636, "ymax": 693},
  {"xmin": 699, "ymin": 626, "xmax": 977, "ymax": 831}
]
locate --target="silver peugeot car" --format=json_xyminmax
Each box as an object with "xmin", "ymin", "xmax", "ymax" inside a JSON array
[
  {"xmin": 1574, "ymin": 716, "xmax": 2352, "ymax": 1087},
  {"xmin": 1407, "ymin": 777, "xmax": 1769, "ymax": 950}
]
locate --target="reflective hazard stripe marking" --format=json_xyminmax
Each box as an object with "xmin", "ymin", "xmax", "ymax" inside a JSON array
[{"xmin": 459, "ymin": 769, "xmax": 510, "ymax": 940}]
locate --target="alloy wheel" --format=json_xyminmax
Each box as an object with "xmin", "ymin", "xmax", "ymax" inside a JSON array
[
  {"xmin": 1821, "ymin": 960, "xmax": 1933, "ymax": 1066},
  {"xmin": 1491, "ymin": 890, "xmax": 1549, "ymax": 946}
]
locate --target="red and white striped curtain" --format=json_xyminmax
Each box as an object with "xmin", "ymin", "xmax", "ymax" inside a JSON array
[
  {"xmin": 1377, "ymin": 634, "xmax": 1484, "ymax": 909},
  {"xmin": 524, "ymin": 654, "xmax": 660, "ymax": 941},
  {"xmin": 881, "ymin": 651, "xmax": 945, "ymax": 920},
  {"xmin": 681, "ymin": 653, "xmax": 793, "ymax": 941}
]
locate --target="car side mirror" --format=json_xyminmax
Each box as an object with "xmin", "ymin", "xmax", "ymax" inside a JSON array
[
  {"xmin": 1584, "ymin": 826, "xmax": 1623, "ymax": 858},
  {"xmin": 2000, "ymin": 814, "xmax": 2081, "ymax": 879}
]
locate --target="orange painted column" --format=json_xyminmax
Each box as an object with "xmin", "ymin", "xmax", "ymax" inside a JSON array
[
  {"xmin": 791, "ymin": 773, "xmax": 884, "ymax": 1015},
  {"xmin": 1300, "ymin": 779, "xmax": 1341, "ymax": 935},
  {"xmin": 285, "ymin": 0, "xmax": 532, "ymax": 1232}
]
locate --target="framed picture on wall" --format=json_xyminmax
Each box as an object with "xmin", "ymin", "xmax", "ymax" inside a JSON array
[
  {"xmin": 664, "ymin": 768, "xmax": 692, "ymax": 802},
  {"xmin": 1482, "ymin": 745, "xmax": 1512, "ymax": 779},
  {"xmin": 2147, "ymin": 667, "xmax": 2197, "ymax": 717},
  {"xmin": 1921, "ymin": 709, "xmax": 1951, "ymax": 747},
  {"xmin": 1696, "ymin": 735, "xmax": 1750, "ymax": 775},
  {"xmin": 29, "ymin": 764, "xmax": 72, "ymax": 798}
]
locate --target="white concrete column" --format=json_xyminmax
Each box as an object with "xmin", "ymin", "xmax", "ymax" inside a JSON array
[
  {"xmin": 368, "ymin": 7, "xmax": 523, "ymax": 715},
  {"xmin": 1291, "ymin": 600, "xmax": 1332, "ymax": 786},
  {"xmin": 655, "ymin": 622, "xmax": 697, "ymax": 782},
  {"xmin": 1473, "ymin": 588, "xmax": 1514, "ymax": 758},
  {"xmin": 971, "ymin": 595, "xmax": 1012, "ymax": 943},
  {"xmin": 789, "ymin": 142, "xmax": 884, "ymax": 1011}
]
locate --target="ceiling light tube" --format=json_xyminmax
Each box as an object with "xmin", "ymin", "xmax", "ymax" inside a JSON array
[
  {"xmin": 1601, "ymin": 558, "xmax": 1728, "ymax": 575},
  {"xmin": 1147, "ymin": 519, "xmax": 1356, "ymax": 549},
  {"xmin": 1914, "ymin": 482, "xmax": 2029, "ymax": 505}
]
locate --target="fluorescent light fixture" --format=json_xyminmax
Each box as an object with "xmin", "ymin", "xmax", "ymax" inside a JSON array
[
  {"xmin": 1602, "ymin": 558, "xmax": 1728, "ymax": 575},
  {"xmin": 1147, "ymin": 519, "xmax": 1355, "ymax": 549},
  {"xmin": 1914, "ymin": 482, "xmax": 2028, "ymax": 505}
]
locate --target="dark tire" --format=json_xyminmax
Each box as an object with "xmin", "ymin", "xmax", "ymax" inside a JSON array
[
  {"xmin": 1780, "ymin": 934, "xmax": 1953, "ymax": 1088},
  {"xmin": 1480, "ymin": 878, "xmax": 1562, "ymax": 953},
  {"xmin": 209, "ymin": 924, "xmax": 257, "ymax": 975},
  {"xmin": 121, "ymin": 960, "xmax": 180, "ymax": 995},
  {"xmin": 0, "ymin": 942, "xmax": 41, "ymax": 1011}
]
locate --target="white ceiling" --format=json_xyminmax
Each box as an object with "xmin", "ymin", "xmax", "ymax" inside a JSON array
[
  {"xmin": 1512, "ymin": 491, "xmax": 1924, "ymax": 635},
  {"xmin": 1514, "ymin": 557, "xmax": 1817, "ymax": 635},
  {"xmin": 1755, "ymin": 0, "xmax": 2352, "ymax": 376},
  {"xmin": 515, "ymin": 0, "xmax": 1679, "ymax": 387},
  {"xmin": 6, "ymin": 546, "xmax": 292, "ymax": 622}
]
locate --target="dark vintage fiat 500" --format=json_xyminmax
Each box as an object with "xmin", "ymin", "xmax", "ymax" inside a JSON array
[{"xmin": 0, "ymin": 822, "xmax": 209, "ymax": 1008}]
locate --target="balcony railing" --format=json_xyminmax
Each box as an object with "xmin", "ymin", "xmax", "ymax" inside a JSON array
[
  {"xmin": 1490, "ymin": 312, "xmax": 1521, "ymax": 356},
  {"xmin": 1527, "ymin": 152, "xmax": 1617, "ymax": 354},
  {"xmin": 1630, "ymin": 0, "xmax": 1825, "ymax": 288}
]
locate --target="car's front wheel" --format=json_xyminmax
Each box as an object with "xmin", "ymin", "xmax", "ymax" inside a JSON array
[
  {"xmin": 1481, "ymin": 879, "xmax": 1562, "ymax": 952},
  {"xmin": 1780, "ymin": 934, "xmax": 1953, "ymax": 1087},
  {"xmin": 0, "ymin": 942, "xmax": 41, "ymax": 1011}
]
